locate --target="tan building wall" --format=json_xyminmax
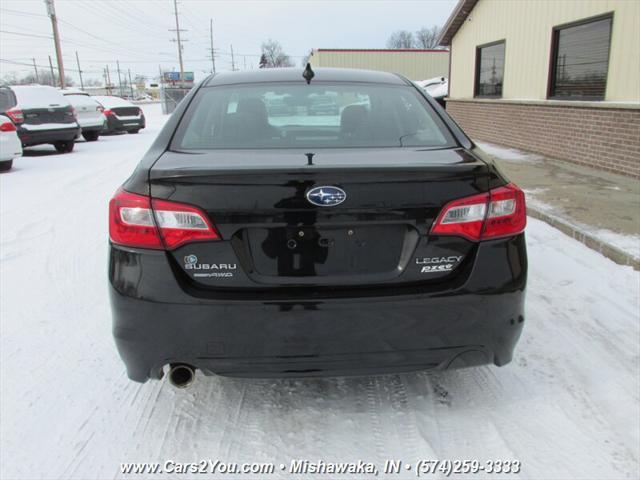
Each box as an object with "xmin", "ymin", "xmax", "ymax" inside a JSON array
[
  {"xmin": 309, "ymin": 49, "xmax": 449, "ymax": 80},
  {"xmin": 449, "ymin": 0, "xmax": 640, "ymax": 101}
]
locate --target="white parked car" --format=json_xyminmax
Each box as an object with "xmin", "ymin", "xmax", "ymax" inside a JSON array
[
  {"xmin": 60, "ymin": 88, "xmax": 106, "ymax": 141},
  {"xmin": 0, "ymin": 114, "xmax": 22, "ymax": 171}
]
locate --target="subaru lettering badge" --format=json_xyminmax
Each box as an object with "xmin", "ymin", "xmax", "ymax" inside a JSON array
[{"xmin": 306, "ymin": 186, "xmax": 346, "ymax": 207}]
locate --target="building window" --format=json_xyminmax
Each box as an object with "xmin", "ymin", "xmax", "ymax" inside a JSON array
[
  {"xmin": 474, "ymin": 41, "xmax": 505, "ymax": 98},
  {"xmin": 549, "ymin": 14, "xmax": 613, "ymax": 100}
]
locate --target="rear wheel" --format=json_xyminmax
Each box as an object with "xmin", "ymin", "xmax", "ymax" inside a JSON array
[
  {"xmin": 0, "ymin": 159, "xmax": 13, "ymax": 172},
  {"xmin": 127, "ymin": 129, "xmax": 140, "ymax": 134},
  {"xmin": 82, "ymin": 131, "xmax": 99, "ymax": 142},
  {"xmin": 54, "ymin": 140, "xmax": 75, "ymax": 153}
]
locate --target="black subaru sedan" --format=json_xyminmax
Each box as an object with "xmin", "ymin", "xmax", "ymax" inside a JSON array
[{"xmin": 109, "ymin": 67, "xmax": 527, "ymax": 387}]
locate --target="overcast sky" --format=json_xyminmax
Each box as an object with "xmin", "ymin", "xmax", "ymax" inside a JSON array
[{"xmin": 0, "ymin": 0, "xmax": 456, "ymax": 84}]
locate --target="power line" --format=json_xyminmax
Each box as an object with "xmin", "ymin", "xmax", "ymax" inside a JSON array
[
  {"xmin": 0, "ymin": 7, "xmax": 48, "ymax": 19},
  {"xmin": 0, "ymin": 29, "xmax": 165, "ymax": 61},
  {"xmin": 57, "ymin": 18, "xmax": 163, "ymax": 57},
  {"xmin": 72, "ymin": 0, "xmax": 170, "ymax": 41},
  {"xmin": 0, "ymin": 30, "xmax": 52, "ymax": 40},
  {"xmin": 0, "ymin": 58, "xmax": 102, "ymax": 74}
]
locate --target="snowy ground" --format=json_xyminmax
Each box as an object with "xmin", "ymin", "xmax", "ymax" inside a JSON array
[
  {"xmin": 475, "ymin": 141, "xmax": 640, "ymax": 261},
  {"xmin": 1, "ymin": 104, "xmax": 639, "ymax": 480}
]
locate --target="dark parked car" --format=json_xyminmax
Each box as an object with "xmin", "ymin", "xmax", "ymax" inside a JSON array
[
  {"xmin": 1, "ymin": 85, "xmax": 80, "ymax": 153},
  {"xmin": 109, "ymin": 68, "xmax": 527, "ymax": 388},
  {"xmin": 93, "ymin": 95, "xmax": 145, "ymax": 134}
]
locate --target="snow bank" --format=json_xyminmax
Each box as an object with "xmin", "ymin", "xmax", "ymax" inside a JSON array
[
  {"xmin": 527, "ymin": 196, "xmax": 640, "ymax": 260},
  {"xmin": 476, "ymin": 141, "xmax": 544, "ymax": 163},
  {"xmin": 416, "ymin": 77, "xmax": 448, "ymax": 99}
]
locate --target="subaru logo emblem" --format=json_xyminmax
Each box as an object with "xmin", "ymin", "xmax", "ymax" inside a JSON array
[
  {"xmin": 184, "ymin": 254, "xmax": 198, "ymax": 264},
  {"xmin": 306, "ymin": 186, "xmax": 346, "ymax": 207}
]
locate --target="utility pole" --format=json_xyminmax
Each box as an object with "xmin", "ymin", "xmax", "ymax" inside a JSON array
[
  {"xmin": 32, "ymin": 58, "xmax": 39, "ymax": 83},
  {"xmin": 209, "ymin": 18, "xmax": 216, "ymax": 74},
  {"xmin": 105, "ymin": 65, "xmax": 112, "ymax": 95},
  {"xmin": 128, "ymin": 69, "xmax": 134, "ymax": 99},
  {"xmin": 48, "ymin": 55, "xmax": 56, "ymax": 86},
  {"xmin": 116, "ymin": 60, "xmax": 123, "ymax": 97},
  {"xmin": 44, "ymin": 0, "xmax": 65, "ymax": 88},
  {"xmin": 75, "ymin": 51, "xmax": 84, "ymax": 90},
  {"xmin": 170, "ymin": 0, "xmax": 186, "ymax": 82},
  {"xmin": 230, "ymin": 44, "xmax": 236, "ymax": 71}
]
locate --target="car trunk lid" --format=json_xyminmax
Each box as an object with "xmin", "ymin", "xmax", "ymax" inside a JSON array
[
  {"xmin": 112, "ymin": 106, "xmax": 140, "ymax": 117},
  {"xmin": 22, "ymin": 105, "xmax": 76, "ymax": 126},
  {"xmin": 149, "ymin": 148, "xmax": 492, "ymax": 288}
]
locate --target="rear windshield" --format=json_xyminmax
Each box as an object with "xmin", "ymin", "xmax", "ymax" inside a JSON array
[
  {"xmin": 0, "ymin": 88, "xmax": 17, "ymax": 112},
  {"xmin": 92, "ymin": 96, "xmax": 133, "ymax": 108},
  {"xmin": 11, "ymin": 86, "xmax": 69, "ymax": 109},
  {"xmin": 173, "ymin": 83, "xmax": 455, "ymax": 150},
  {"xmin": 65, "ymin": 94, "xmax": 99, "ymax": 107}
]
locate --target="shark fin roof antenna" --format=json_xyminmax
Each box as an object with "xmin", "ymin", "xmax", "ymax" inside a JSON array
[{"xmin": 302, "ymin": 63, "xmax": 315, "ymax": 84}]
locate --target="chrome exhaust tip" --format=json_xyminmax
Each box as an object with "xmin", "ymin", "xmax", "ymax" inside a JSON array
[{"xmin": 168, "ymin": 363, "xmax": 196, "ymax": 389}]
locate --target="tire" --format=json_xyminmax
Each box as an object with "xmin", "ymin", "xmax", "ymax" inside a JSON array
[
  {"xmin": 0, "ymin": 159, "xmax": 13, "ymax": 172},
  {"xmin": 54, "ymin": 140, "xmax": 75, "ymax": 153},
  {"xmin": 127, "ymin": 129, "xmax": 140, "ymax": 134},
  {"xmin": 82, "ymin": 131, "xmax": 100, "ymax": 142}
]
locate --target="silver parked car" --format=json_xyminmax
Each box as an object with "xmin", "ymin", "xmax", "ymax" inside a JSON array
[{"xmin": 60, "ymin": 89, "xmax": 106, "ymax": 142}]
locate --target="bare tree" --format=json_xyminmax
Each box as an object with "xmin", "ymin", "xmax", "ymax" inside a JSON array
[
  {"xmin": 84, "ymin": 78, "xmax": 103, "ymax": 87},
  {"xmin": 415, "ymin": 26, "xmax": 441, "ymax": 49},
  {"xmin": 386, "ymin": 30, "xmax": 414, "ymax": 49},
  {"xmin": 260, "ymin": 39, "xmax": 294, "ymax": 68},
  {"xmin": 2, "ymin": 71, "xmax": 74, "ymax": 87},
  {"xmin": 0, "ymin": 72, "xmax": 19, "ymax": 85}
]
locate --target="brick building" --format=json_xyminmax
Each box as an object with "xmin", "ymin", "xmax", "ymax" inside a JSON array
[{"xmin": 438, "ymin": 0, "xmax": 640, "ymax": 177}]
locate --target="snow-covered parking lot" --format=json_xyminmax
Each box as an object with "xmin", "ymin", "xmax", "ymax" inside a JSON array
[{"xmin": 1, "ymin": 104, "xmax": 639, "ymax": 480}]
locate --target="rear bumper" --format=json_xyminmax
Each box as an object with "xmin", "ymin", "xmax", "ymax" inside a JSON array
[
  {"xmin": 79, "ymin": 122, "xmax": 105, "ymax": 132},
  {"xmin": 109, "ymin": 235, "xmax": 527, "ymax": 382},
  {"xmin": 0, "ymin": 135, "xmax": 22, "ymax": 161},
  {"xmin": 104, "ymin": 115, "xmax": 145, "ymax": 132},
  {"xmin": 18, "ymin": 127, "xmax": 80, "ymax": 147}
]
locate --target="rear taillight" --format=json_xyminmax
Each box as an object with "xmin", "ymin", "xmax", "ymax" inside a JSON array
[
  {"xmin": 103, "ymin": 109, "xmax": 114, "ymax": 116},
  {"xmin": 430, "ymin": 183, "xmax": 526, "ymax": 241},
  {"xmin": 109, "ymin": 188, "xmax": 219, "ymax": 250},
  {"xmin": 0, "ymin": 121, "xmax": 17, "ymax": 132},
  {"xmin": 5, "ymin": 108, "xmax": 23, "ymax": 124},
  {"xmin": 151, "ymin": 198, "xmax": 219, "ymax": 249},
  {"xmin": 109, "ymin": 189, "xmax": 162, "ymax": 249}
]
